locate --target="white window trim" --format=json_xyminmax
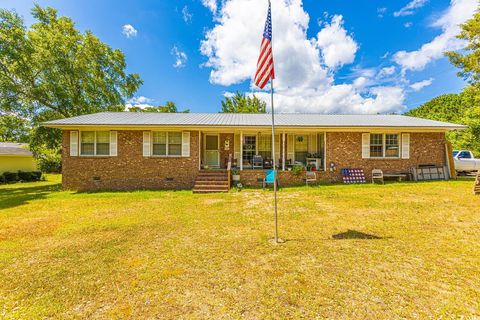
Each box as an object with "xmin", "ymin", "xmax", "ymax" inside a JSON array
[
  {"xmin": 151, "ymin": 131, "xmax": 183, "ymax": 157},
  {"xmin": 369, "ymin": 133, "xmax": 401, "ymax": 159},
  {"xmin": 79, "ymin": 131, "xmax": 111, "ymax": 157}
]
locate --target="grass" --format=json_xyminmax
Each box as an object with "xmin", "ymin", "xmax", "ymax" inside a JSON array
[{"xmin": 1, "ymin": 175, "xmax": 479, "ymax": 319}]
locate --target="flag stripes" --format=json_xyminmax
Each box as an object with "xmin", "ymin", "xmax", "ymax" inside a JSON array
[{"xmin": 254, "ymin": 2, "xmax": 274, "ymax": 89}]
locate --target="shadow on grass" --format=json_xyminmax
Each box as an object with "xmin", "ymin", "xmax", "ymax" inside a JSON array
[
  {"xmin": 0, "ymin": 183, "xmax": 61, "ymax": 210},
  {"xmin": 332, "ymin": 229, "xmax": 383, "ymax": 240}
]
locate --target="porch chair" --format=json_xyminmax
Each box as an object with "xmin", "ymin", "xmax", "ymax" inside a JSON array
[
  {"xmin": 253, "ymin": 155, "xmax": 263, "ymax": 169},
  {"xmin": 263, "ymin": 169, "xmax": 279, "ymax": 189},
  {"xmin": 305, "ymin": 171, "xmax": 317, "ymax": 186},
  {"xmin": 372, "ymin": 169, "xmax": 384, "ymax": 184}
]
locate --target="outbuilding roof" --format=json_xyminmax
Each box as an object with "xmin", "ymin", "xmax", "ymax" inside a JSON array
[
  {"xmin": 0, "ymin": 143, "xmax": 33, "ymax": 156},
  {"xmin": 42, "ymin": 112, "xmax": 466, "ymax": 130}
]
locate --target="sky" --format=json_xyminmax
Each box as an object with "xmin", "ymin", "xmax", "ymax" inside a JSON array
[{"xmin": 2, "ymin": 0, "xmax": 477, "ymax": 114}]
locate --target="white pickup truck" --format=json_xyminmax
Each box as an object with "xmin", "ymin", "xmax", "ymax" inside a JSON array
[{"xmin": 453, "ymin": 150, "xmax": 480, "ymax": 174}]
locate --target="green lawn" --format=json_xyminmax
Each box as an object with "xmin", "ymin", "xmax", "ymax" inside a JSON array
[{"xmin": 1, "ymin": 175, "xmax": 479, "ymax": 319}]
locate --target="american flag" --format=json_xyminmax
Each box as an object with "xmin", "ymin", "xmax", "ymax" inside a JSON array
[{"xmin": 254, "ymin": 1, "xmax": 275, "ymax": 89}]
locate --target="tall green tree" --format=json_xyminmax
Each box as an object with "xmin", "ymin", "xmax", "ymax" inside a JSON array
[
  {"xmin": 128, "ymin": 101, "xmax": 189, "ymax": 113},
  {"xmin": 221, "ymin": 92, "xmax": 266, "ymax": 113},
  {"xmin": 0, "ymin": 5, "xmax": 142, "ymax": 156},
  {"xmin": 406, "ymin": 89, "xmax": 480, "ymax": 156},
  {"xmin": 446, "ymin": 8, "xmax": 480, "ymax": 96},
  {"xmin": 0, "ymin": 113, "xmax": 31, "ymax": 142}
]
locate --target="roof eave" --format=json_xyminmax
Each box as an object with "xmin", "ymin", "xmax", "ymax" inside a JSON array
[{"xmin": 42, "ymin": 123, "xmax": 467, "ymax": 131}]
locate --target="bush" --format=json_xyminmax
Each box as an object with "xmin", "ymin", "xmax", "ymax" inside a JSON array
[
  {"xmin": 17, "ymin": 171, "xmax": 33, "ymax": 181},
  {"xmin": 3, "ymin": 171, "xmax": 18, "ymax": 183},
  {"xmin": 17, "ymin": 171, "xmax": 42, "ymax": 182},
  {"xmin": 31, "ymin": 171, "xmax": 42, "ymax": 180},
  {"xmin": 36, "ymin": 149, "xmax": 61, "ymax": 173}
]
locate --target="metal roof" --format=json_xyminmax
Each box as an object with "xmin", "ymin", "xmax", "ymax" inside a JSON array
[
  {"xmin": 0, "ymin": 143, "xmax": 33, "ymax": 156},
  {"xmin": 42, "ymin": 112, "xmax": 466, "ymax": 129}
]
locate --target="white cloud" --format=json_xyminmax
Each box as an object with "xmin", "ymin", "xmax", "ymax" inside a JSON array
[
  {"xmin": 377, "ymin": 7, "xmax": 387, "ymax": 18},
  {"xmin": 378, "ymin": 66, "xmax": 396, "ymax": 77},
  {"xmin": 315, "ymin": 15, "xmax": 358, "ymax": 69},
  {"xmin": 122, "ymin": 24, "xmax": 137, "ymax": 38},
  {"xmin": 182, "ymin": 6, "xmax": 192, "ymax": 23},
  {"xmin": 201, "ymin": 0, "xmax": 217, "ymax": 14},
  {"xmin": 404, "ymin": 22, "xmax": 413, "ymax": 28},
  {"xmin": 125, "ymin": 96, "xmax": 155, "ymax": 111},
  {"xmin": 171, "ymin": 46, "xmax": 188, "ymax": 68},
  {"xmin": 394, "ymin": 0, "xmax": 429, "ymax": 17},
  {"xmin": 393, "ymin": 0, "xmax": 477, "ymax": 71},
  {"xmin": 127, "ymin": 96, "xmax": 153, "ymax": 105},
  {"xmin": 201, "ymin": 0, "xmax": 405, "ymax": 114},
  {"xmin": 410, "ymin": 78, "xmax": 434, "ymax": 91}
]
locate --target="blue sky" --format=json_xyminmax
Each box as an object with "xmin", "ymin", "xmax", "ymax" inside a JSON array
[{"xmin": 2, "ymin": 0, "xmax": 475, "ymax": 113}]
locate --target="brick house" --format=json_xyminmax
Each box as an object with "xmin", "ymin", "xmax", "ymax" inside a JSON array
[{"xmin": 43, "ymin": 112, "xmax": 465, "ymax": 192}]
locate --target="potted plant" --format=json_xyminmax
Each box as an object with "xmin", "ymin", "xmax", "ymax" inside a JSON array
[{"xmin": 231, "ymin": 168, "xmax": 240, "ymax": 182}]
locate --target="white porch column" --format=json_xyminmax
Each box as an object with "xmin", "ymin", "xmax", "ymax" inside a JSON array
[
  {"xmin": 198, "ymin": 130, "xmax": 201, "ymax": 170},
  {"xmin": 324, "ymin": 132, "xmax": 327, "ymax": 171},
  {"xmin": 240, "ymin": 131, "xmax": 243, "ymax": 171},
  {"xmin": 282, "ymin": 131, "xmax": 286, "ymax": 171}
]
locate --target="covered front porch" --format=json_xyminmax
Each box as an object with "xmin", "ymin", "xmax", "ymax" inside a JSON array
[{"xmin": 198, "ymin": 130, "xmax": 327, "ymax": 172}]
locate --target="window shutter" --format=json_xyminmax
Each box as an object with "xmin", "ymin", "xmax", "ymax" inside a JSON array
[
  {"xmin": 234, "ymin": 133, "xmax": 240, "ymax": 162},
  {"xmin": 182, "ymin": 131, "xmax": 190, "ymax": 157},
  {"xmin": 109, "ymin": 131, "xmax": 118, "ymax": 156},
  {"xmin": 402, "ymin": 133, "xmax": 410, "ymax": 159},
  {"xmin": 70, "ymin": 131, "xmax": 78, "ymax": 157},
  {"xmin": 143, "ymin": 131, "xmax": 151, "ymax": 157},
  {"xmin": 287, "ymin": 134, "xmax": 295, "ymax": 162},
  {"xmin": 362, "ymin": 133, "xmax": 370, "ymax": 159}
]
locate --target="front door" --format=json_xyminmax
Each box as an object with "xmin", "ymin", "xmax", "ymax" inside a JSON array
[{"xmin": 205, "ymin": 134, "xmax": 219, "ymax": 167}]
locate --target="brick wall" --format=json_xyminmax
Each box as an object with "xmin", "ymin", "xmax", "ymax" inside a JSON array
[
  {"xmin": 62, "ymin": 130, "xmax": 200, "ymax": 191},
  {"xmin": 62, "ymin": 130, "xmax": 447, "ymax": 190},
  {"xmin": 239, "ymin": 132, "xmax": 447, "ymax": 186}
]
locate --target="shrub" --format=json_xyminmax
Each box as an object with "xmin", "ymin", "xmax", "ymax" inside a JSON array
[
  {"xmin": 292, "ymin": 165, "xmax": 304, "ymax": 177},
  {"xmin": 31, "ymin": 171, "xmax": 42, "ymax": 180},
  {"xmin": 3, "ymin": 171, "xmax": 18, "ymax": 183},
  {"xmin": 17, "ymin": 171, "xmax": 42, "ymax": 182},
  {"xmin": 37, "ymin": 148, "xmax": 61, "ymax": 173},
  {"xmin": 17, "ymin": 171, "xmax": 33, "ymax": 181}
]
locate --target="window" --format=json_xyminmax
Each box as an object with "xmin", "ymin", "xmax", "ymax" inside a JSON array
[
  {"xmin": 370, "ymin": 133, "xmax": 400, "ymax": 158},
  {"xmin": 242, "ymin": 135, "xmax": 256, "ymax": 166},
  {"xmin": 385, "ymin": 134, "xmax": 399, "ymax": 158},
  {"xmin": 458, "ymin": 151, "xmax": 472, "ymax": 159},
  {"xmin": 96, "ymin": 131, "xmax": 110, "ymax": 155},
  {"xmin": 258, "ymin": 134, "xmax": 272, "ymax": 159},
  {"xmin": 152, "ymin": 132, "xmax": 182, "ymax": 156},
  {"xmin": 370, "ymin": 134, "xmax": 383, "ymax": 157},
  {"xmin": 80, "ymin": 131, "xmax": 110, "ymax": 156}
]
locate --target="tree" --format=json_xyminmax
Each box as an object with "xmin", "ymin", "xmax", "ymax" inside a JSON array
[
  {"xmin": 128, "ymin": 101, "xmax": 190, "ymax": 113},
  {"xmin": 0, "ymin": 6, "xmax": 142, "ymax": 156},
  {"xmin": 406, "ymin": 89, "xmax": 480, "ymax": 156},
  {"xmin": 221, "ymin": 92, "xmax": 266, "ymax": 113},
  {"xmin": 446, "ymin": 8, "xmax": 480, "ymax": 97},
  {"xmin": 0, "ymin": 113, "xmax": 31, "ymax": 142}
]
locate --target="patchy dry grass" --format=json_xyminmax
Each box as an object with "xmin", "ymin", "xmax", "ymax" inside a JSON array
[{"xmin": 0, "ymin": 175, "xmax": 479, "ymax": 319}]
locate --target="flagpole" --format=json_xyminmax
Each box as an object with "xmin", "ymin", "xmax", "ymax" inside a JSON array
[{"xmin": 270, "ymin": 78, "xmax": 278, "ymax": 243}]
